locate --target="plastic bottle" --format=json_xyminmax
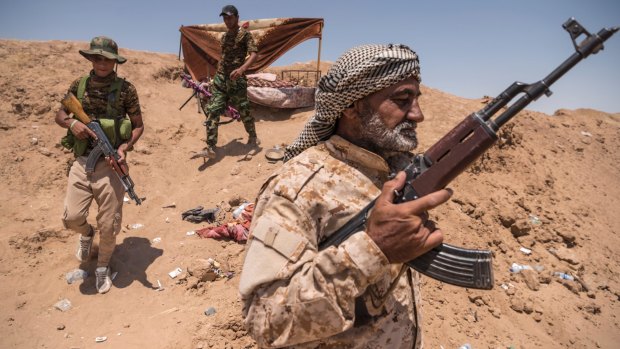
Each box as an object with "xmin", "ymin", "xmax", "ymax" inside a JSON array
[
  {"xmin": 232, "ymin": 202, "xmax": 250, "ymax": 219},
  {"xmin": 509, "ymin": 263, "xmax": 533, "ymax": 273},
  {"xmin": 65, "ymin": 269, "xmax": 88, "ymax": 284},
  {"xmin": 528, "ymin": 214, "xmax": 542, "ymax": 225},
  {"xmin": 458, "ymin": 344, "xmax": 472, "ymax": 349},
  {"xmin": 510, "ymin": 263, "xmax": 544, "ymax": 273},
  {"xmin": 554, "ymin": 272, "xmax": 575, "ymax": 281}
]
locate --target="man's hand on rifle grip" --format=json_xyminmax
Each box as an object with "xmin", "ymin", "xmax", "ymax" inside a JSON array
[
  {"xmin": 108, "ymin": 144, "xmax": 129, "ymax": 174},
  {"xmin": 70, "ymin": 121, "xmax": 97, "ymax": 141},
  {"xmin": 365, "ymin": 171, "xmax": 453, "ymax": 264}
]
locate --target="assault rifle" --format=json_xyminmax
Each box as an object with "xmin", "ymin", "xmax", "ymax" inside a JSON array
[
  {"xmin": 319, "ymin": 18, "xmax": 618, "ymax": 290},
  {"xmin": 61, "ymin": 93, "xmax": 142, "ymax": 205},
  {"xmin": 179, "ymin": 73, "xmax": 241, "ymax": 122}
]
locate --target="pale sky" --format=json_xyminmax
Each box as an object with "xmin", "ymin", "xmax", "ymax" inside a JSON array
[{"xmin": 1, "ymin": 0, "xmax": 619, "ymax": 114}]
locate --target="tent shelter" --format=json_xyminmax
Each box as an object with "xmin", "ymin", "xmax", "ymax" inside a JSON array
[{"xmin": 179, "ymin": 18, "xmax": 324, "ymax": 83}]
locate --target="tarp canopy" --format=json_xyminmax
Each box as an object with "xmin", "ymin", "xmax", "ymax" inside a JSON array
[{"xmin": 180, "ymin": 18, "xmax": 323, "ymax": 82}]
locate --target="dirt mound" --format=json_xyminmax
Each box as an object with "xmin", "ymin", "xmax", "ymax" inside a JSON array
[{"xmin": 0, "ymin": 39, "xmax": 618, "ymax": 349}]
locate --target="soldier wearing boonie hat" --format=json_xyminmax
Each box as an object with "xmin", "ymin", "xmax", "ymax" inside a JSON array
[
  {"xmin": 79, "ymin": 36, "xmax": 127, "ymax": 64},
  {"xmin": 240, "ymin": 44, "xmax": 453, "ymax": 348},
  {"xmin": 54, "ymin": 36, "xmax": 144, "ymax": 294}
]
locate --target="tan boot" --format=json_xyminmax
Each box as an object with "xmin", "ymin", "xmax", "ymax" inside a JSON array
[
  {"xmin": 95, "ymin": 266, "xmax": 112, "ymax": 294},
  {"xmin": 75, "ymin": 226, "xmax": 94, "ymax": 262}
]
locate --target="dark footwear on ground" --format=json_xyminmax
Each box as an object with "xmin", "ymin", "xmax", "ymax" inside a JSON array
[
  {"xmin": 205, "ymin": 146, "xmax": 216, "ymax": 158},
  {"xmin": 247, "ymin": 135, "xmax": 261, "ymax": 146}
]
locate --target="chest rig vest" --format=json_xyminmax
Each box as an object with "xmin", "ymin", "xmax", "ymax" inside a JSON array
[{"xmin": 61, "ymin": 75, "xmax": 132, "ymax": 156}]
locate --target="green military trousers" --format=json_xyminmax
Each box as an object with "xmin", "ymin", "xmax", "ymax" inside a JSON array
[{"xmin": 202, "ymin": 73, "xmax": 256, "ymax": 147}]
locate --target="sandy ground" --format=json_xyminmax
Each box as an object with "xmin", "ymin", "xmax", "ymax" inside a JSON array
[{"xmin": 0, "ymin": 39, "xmax": 619, "ymax": 349}]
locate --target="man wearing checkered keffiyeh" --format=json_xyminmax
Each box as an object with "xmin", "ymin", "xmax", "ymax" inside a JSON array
[
  {"xmin": 241, "ymin": 44, "xmax": 452, "ymax": 349},
  {"xmin": 284, "ymin": 43, "xmax": 421, "ymax": 161}
]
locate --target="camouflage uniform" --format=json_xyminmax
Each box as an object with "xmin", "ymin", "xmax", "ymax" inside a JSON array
[
  {"xmin": 62, "ymin": 70, "xmax": 141, "ymax": 267},
  {"xmin": 240, "ymin": 135, "xmax": 423, "ymax": 348},
  {"xmin": 67, "ymin": 71, "xmax": 140, "ymax": 123},
  {"xmin": 203, "ymin": 27, "xmax": 258, "ymax": 147}
]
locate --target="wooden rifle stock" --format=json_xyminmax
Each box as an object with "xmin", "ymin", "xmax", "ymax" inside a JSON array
[{"xmin": 61, "ymin": 93, "xmax": 92, "ymax": 124}]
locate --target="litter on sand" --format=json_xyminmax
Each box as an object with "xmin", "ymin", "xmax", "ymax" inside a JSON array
[
  {"xmin": 54, "ymin": 299, "xmax": 72, "ymax": 312},
  {"xmin": 168, "ymin": 267, "xmax": 183, "ymax": 279},
  {"xmin": 156, "ymin": 279, "xmax": 165, "ymax": 291}
]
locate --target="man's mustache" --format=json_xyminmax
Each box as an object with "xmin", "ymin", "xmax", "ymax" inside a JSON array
[{"xmin": 396, "ymin": 121, "xmax": 417, "ymax": 131}]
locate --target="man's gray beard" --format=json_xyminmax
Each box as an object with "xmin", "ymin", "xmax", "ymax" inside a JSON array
[{"xmin": 357, "ymin": 102, "xmax": 419, "ymax": 155}]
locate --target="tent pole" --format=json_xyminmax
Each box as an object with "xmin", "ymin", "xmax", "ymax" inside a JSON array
[
  {"xmin": 178, "ymin": 25, "xmax": 183, "ymax": 61},
  {"xmin": 316, "ymin": 36, "xmax": 322, "ymax": 82}
]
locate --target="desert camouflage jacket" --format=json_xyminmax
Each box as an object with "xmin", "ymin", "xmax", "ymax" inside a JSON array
[
  {"xmin": 218, "ymin": 27, "xmax": 257, "ymax": 76},
  {"xmin": 240, "ymin": 135, "xmax": 422, "ymax": 349},
  {"xmin": 65, "ymin": 70, "xmax": 141, "ymax": 120}
]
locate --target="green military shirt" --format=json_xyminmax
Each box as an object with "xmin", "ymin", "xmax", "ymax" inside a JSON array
[
  {"xmin": 62, "ymin": 71, "xmax": 141, "ymax": 154},
  {"xmin": 218, "ymin": 27, "xmax": 257, "ymax": 76}
]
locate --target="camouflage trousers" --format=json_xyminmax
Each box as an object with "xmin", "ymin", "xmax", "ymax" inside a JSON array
[{"xmin": 202, "ymin": 73, "xmax": 256, "ymax": 147}]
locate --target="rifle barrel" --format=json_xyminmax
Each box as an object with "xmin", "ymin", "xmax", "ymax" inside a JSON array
[{"xmin": 492, "ymin": 26, "xmax": 618, "ymax": 129}]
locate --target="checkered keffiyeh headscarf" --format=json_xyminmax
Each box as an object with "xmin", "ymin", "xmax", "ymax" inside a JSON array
[{"xmin": 283, "ymin": 44, "xmax": 421, "ymax": 161}]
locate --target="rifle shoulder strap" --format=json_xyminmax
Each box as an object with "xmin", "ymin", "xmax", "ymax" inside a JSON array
[
  {"xmin": 76, "ymin": 75, "xmax": 90, "ymax": 103},
  {"xmin": 107, "ymin": 77, "xmax": 126, "ymax": 148}
]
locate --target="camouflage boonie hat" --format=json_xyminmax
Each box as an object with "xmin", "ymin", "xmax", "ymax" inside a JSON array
[{"xmin": 79, "ymin": 36, "xmax": 127, "ymax": 64}]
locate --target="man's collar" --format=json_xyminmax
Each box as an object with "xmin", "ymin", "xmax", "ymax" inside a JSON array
[{"xmin": 325, "ymin": 135, "xmax": 390, "ymax": 174}]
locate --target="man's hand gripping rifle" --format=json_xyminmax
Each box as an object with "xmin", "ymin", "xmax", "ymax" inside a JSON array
[
  {"xmin": 61, "ymin": 93, "xmax": 142, "ymax": 205},
  {"xmin": 320, "ymin": 18, "xmax": 618, "ymax": 290},
  {"xmin": 179, "ymin": 73, "xmax": 241, "ymax": 122}
]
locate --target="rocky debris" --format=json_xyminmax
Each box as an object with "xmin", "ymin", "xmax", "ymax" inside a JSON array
[
  {"xmin": 510, "ymin": 219, "xmax": 531, "ymax": 238},
  {"xmin": 183, "ymin": 258, "xmax": 233, "ymax": 291},
  {"xmin": 187, "ymin": 258, "xmax": 220, "ymax": 283},
  {"xmin": 520, "ymin": 270, "xmax": 540, "ymax": 291},
  {"xmin": 548, "ymin": 246, "xmax": 580, "ymax": 265}
]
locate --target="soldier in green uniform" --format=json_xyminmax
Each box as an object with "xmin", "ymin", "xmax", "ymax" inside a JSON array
[
  {"xmin": 200, "ymin": 4, "xmax": 259, "ymax": 158},
  {"xmin": 55, "ymin": 36, "xmax": 144, "ymax": 294}
]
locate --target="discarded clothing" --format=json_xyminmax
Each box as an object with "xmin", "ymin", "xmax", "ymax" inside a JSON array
[
  {"xmin": 196, "ymin": 203, "xmax": 254, "ymax": 242},
  {"xmin": 196, "ymin": 221, "xmax": 250, "ymax": 242},
  {"xmin": 182, "ymin": 206, "xmax": 220, "ymax": 223}
]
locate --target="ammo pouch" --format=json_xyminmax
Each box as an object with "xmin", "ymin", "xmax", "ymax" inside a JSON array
[
  {"xmin": 60, "ymin": 75, "xmax": 131, "ymax": 156},
  {"xmin": 60, "ymin": 117, "xmax": 132, "ymax": 156}
]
